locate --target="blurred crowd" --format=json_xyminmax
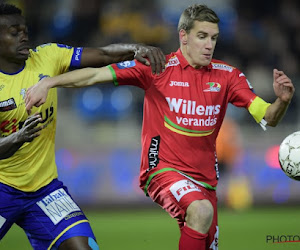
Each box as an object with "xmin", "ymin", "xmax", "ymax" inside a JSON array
[{"xmin": 8, "ymin": 0, "xmax": 299, "ymax": 125}]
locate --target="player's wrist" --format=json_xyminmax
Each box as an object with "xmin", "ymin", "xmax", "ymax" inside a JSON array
[
  {"xmin": 13, "ymin": 130, "xmax": 25, "ymax": 144},
  {"xmin": 42, "ymin": 77, "xmax": 56, "ymax": 90},
  {"xmin": 276, "ymin": 97, "xmax": 291, "ymax": 106}
]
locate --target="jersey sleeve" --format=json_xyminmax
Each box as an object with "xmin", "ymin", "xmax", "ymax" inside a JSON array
[
  {"xmin": 33, "ymin": 43, "xmax": 83, "ymax": 74},
  {"xmin": 108, "ymin": 60, "xmax": 153, "ymax": 90},
  {"xmin": 228, "ymin": 68, "xmax": 271, "ymax": 127}
]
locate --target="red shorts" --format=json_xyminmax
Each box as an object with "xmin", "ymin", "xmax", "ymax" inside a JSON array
[{"xmin": 147, "ymin": 171, "xmax": 218, "ymax": 247}]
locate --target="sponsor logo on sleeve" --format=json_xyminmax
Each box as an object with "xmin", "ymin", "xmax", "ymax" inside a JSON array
[
  {"xmin": 170, "ymin": 180, "xmax": 202, "ymax": 202},
  {"xmin": 37, "ymin": 188, "xmax": 81, "ymax": 225},
  {"xmin": 117, "ymin": 60, "xmax": 136, "ymax": 69},
  {"xmin": 70, "ymin": 47, "xmax": 83, "ymax": 68},
  {"xmin": 0, "ymin": 98, "xmax": 17, "ymax": 112},
  {"xmin": 74, "ymin": 47, "xmax": 83, "ymax": 62}
]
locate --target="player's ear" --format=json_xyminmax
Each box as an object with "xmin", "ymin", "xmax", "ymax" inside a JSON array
[{"xmin": 179, "ymin": 29, "xmax": 188, "ymax": 45}]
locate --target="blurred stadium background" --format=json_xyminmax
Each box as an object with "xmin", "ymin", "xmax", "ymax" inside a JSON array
[{"xmin": 1, "ymin": 0, "xmax": 300, "ymax": 249}]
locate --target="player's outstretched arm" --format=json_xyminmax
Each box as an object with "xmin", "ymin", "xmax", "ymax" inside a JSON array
[
  {"xmin": 264, "ymin": 69, "xmax": 295, "ymax": 127},
  {"xmin": 0, "ymin": 114, "xmax": 43, "ymax": 159},
  {"xmin": 81, "ymin": 44, "xmax": 165, "ymax": 74},
  {"xmin": 25, "ymin": 66, "xmax": 113, "ymax": 113}
]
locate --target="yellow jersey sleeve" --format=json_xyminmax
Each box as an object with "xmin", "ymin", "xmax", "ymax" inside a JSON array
[{"xmin": 28, "ymin": 43, "xmax": 77, "ymax": 74}]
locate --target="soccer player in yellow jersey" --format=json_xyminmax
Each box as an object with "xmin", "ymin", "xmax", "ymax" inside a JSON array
[{"xmin": 0, "ymin": 3, "xmax": 165, "ymax": 250}]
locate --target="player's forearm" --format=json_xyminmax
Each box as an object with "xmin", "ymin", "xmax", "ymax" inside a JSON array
[
  {"xmin": 0, "ymin": 133, "xmax": 24, "ymax": 159},
  {"xmin": 264, "ymin": 98, "xmax": 290, "ymax": 127},
  {"xmin": 99, "ymin": 43, "xmax": 137, "ymax": 64},
  {"xmin": 46, "ymin": 66, "xmax": 113, "ymax": 89}
]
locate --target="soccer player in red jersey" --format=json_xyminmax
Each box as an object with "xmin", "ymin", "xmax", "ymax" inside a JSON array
[{"xmin": 26, "ymin": 4, "xmax": 295, "ymax": 250}]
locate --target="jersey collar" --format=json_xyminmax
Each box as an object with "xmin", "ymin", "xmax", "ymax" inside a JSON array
[
  {"xmin": 175, "ymin": 49, "xmax": 212, "ymax": 70},
  {"xmin": 0, "ymin": 64, "xmax": 25, "ymax": 75}
]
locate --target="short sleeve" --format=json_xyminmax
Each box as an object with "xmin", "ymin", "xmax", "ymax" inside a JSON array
[
  {"xmin": 33, "ymin": 43, "xmax": 82, "ymax": 74},
  {"xmin": 228, "ymin": 69, "xmax": 257, "ymax": 108},
  {"xmin": 228, "ymin": 68, "xmax": 271, "ymax": 127},
  {"xmin": 109, "ymin": 60, "xmax": 154, "ymax": 90}
]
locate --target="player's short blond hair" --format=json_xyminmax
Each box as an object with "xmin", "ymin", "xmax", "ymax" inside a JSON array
[{"xmin": 177, "ymin": 4, "xmax": 219, "ymax": 33}]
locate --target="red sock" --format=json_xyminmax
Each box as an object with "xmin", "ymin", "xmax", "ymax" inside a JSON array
[{"xmin": 179, "ymin": 226, "xmax": 208, "ymax": 250}]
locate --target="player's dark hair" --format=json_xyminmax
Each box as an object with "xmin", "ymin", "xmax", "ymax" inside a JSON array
[
  {"xmin": 0, "ymin": 3, "xmax": 22, "ymax": 15},
  {"xmin": 177, "ymin": 4, "xmax": 219, "ymax": 32}
]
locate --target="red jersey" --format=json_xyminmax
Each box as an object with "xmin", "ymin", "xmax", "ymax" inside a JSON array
[{"xmin": 109, "ymin": 49, "xmax": 270, "ymax": 193}]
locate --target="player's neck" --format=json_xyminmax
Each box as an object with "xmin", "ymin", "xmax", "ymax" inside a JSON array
[
  {"xmin": 0, "ymin": 59, "xmax": 25, "ymax": 74},
  {"xmin": 180, "ymin": 46, "xmax": 203, "ymax": 69}
]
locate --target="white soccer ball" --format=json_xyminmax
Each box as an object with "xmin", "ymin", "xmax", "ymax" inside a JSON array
[{"xmin": 278, "ymin": 131, "xmax": 300, "ymax": 180}]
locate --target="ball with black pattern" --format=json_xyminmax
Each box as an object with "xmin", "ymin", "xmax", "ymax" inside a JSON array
[{"xmin": 278, "ymin": 131, "xmax": 300, "ymax": 181}]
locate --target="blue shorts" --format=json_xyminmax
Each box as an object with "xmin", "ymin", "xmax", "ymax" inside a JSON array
[{"xmin": 0, "ymin": 179, "xmax": 96, "ymax": 249}]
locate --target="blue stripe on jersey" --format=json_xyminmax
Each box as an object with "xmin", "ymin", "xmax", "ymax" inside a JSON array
[{"xmin": 70, "ymin": 47, "xmax": 83, "ymax": 69}]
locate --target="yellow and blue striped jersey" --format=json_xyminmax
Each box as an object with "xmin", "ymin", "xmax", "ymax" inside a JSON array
[{"xmin": 0, "ymin": 43, "xmax": 83, "ymax": 192}]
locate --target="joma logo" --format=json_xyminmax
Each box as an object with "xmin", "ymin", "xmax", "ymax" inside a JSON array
[{"xmin": 169, "ymin": 81, "xmax": 189, "ymax": 87}]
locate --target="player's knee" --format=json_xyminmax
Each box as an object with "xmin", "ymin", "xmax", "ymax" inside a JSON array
[{"xmin": 185, "ymin": 199, "xmax": 214, "ymax": 234}]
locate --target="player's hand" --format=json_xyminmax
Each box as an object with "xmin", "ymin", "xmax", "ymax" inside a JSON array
[
  {"xmin": 17, "ymin": 113, "xmax": 43, "ymax": 143},
  {"xmin": 25, "ymin": 79, "xmax": 50, "ymax": 115},
  {"xmin": 133, "ymin": 44, "xmax": 165, "ymax": 75},
  {"xmin": 273, "ymin": 69, "xmax": 295, "ymax": 103}
]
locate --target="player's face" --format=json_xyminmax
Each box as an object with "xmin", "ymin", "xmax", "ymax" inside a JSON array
[
  {"xmin": 0, "ymin": 14, "xmax": 30, "ymax": 64},
  {"xmin": 180, "ymin": 21, "xmax": 219, "ymax": 68}
]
